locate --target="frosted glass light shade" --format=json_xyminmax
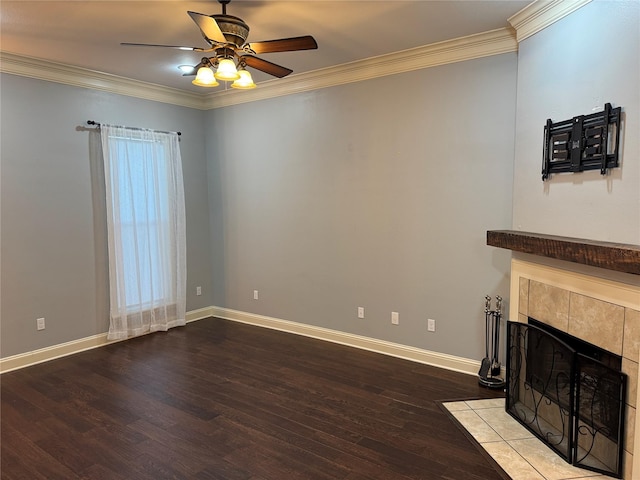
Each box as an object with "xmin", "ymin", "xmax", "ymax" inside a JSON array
[
  {"xmin": 231, "ymin": 69, "xmax": 256, "ymax": 89},
  {"xmin": 215, "ymin": 58, "xmax": 240, "ymax": 81},
  {"xmin": 192, "ymin": 67, "xmax": 218, "ymax": 87}
]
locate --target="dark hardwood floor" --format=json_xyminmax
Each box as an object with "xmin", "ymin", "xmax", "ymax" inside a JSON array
[{"xmin": 1, "ymin": 318, "xmax": 506, "ymax": 480}]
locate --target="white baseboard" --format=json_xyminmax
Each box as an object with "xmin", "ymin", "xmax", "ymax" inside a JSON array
[
  {"xmin": 0, "ymin": 332, "xmax": 112, "ymax": 374},
  {"xmin": 210, "ymin": 306, "xmax": 481, "ymax": 376},
  {"xmin": 1, "ymin": 305, "xmax": 481, "ymax": 377},
  {"xmin": 185, "ymin": 306, "xmax": 216, "ymax": 324},
  {"xmin": 0, "ymin": 306, "xmax": 213, "ymax": 374}
]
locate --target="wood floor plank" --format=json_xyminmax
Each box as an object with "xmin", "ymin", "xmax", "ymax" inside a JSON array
[
  {"xmin": 1, "ymin": 423, "xmax": 80, "ymax": 479},
  {"xmin": 1, "ymin": 318, "xmax": 505, "ymax": 479}
]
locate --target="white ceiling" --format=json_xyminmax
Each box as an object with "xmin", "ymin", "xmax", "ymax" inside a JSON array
[{"xmin": 0, "ymin": 1, "xmax": 530, "ymax": 94}]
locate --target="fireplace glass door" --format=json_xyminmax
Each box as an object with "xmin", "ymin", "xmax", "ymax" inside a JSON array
[{"xmin": 506, "ymin": 321, "xmax": 626, "ymax": 478}]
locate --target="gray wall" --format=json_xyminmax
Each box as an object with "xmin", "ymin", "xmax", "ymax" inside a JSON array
[
  {"xmin": 0, "ymin": 75, "xmax": 213, "ymax": 357},
  {"xmin": 512, "ymin": 0, "xmax": 640, "ymax": 244},
  {"xmin": 207, "ymin": 54, "xmax": 517, "ymax": 360}
]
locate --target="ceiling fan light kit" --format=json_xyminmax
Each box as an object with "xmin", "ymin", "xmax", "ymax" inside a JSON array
[
  {"xmin": 214, "ymin": 58, "xmax": 240, "ymax": 81},
  {"xmin": 192, "ymin": 66, "xmax": 219, "ymax": 87},
  {"xmin": 122, "ymin": 0, "xmax": 317, "ymax": 90},
  {"xmin": 231, "ymin": 69, "xmax": 256, "ymax": 89}
]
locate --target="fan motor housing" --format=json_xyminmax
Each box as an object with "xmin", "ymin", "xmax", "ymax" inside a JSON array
[{"xmin": 212, "ymin": 14, "xmax": 249, "ymax": 47}]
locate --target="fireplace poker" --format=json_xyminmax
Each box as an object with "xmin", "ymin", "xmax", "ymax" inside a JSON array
[
  {"xmin": 478, "ymin": 296, "xmax": 492, "ymax": 379},
  {"xmin": 491, "ymin": 296, "xmax": 502, "ymax": 377}
]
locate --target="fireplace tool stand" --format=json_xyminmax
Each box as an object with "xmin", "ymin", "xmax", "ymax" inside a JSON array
[{"xmin": 478, "ymin": 295, "xmax": 505, "ymax": 389}]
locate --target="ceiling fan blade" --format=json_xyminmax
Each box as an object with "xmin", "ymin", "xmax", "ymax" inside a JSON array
[
  {"xmin": 188, "ymin": 11, "xmax": 226, "ymax": 44},
  {"xmin": 248, "ymin": 36, "xmax": 318, "ymax": 54},
  {"xmin": 242, "ymin": 55, "xmax": 293, "ymax": 78},
  {"xmin": 121, "ymin": 42, "xmax": 210, "ymax": 52}
]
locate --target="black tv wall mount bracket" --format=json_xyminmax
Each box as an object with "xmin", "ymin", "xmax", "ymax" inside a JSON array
[{"xmin": 542, "ymin": 103, "xmax": 622, "ymax": 181}]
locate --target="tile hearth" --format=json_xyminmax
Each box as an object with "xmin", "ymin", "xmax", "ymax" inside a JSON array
[{"xmin": 444, "ymin": 399, "xmax": 617, "ymax": 480}]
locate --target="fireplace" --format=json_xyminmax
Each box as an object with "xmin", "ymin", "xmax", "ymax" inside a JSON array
[
  {"xmin": 506, "ymin": 318, "xmax": 627, "ymax": 477},
  {"xmin": 487, "ymin": 230, "xmax": 640, "ymax": 480}
]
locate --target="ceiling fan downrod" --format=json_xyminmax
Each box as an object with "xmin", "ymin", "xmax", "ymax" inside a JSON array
[{"xmin": 218, "ymin": 0, "xmax": 231, "ymax": 15}]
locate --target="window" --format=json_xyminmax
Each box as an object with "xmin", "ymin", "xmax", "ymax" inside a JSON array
[{"xmin": 100, "ymin": 125, "xmax": 186, "ymax": 340}]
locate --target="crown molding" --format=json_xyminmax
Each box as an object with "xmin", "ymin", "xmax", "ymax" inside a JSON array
[
  {"xmin": 508, "ymin": 0, "xmax": 592, "ymax": 43},
  {"xmin": 0, "ymin": 51, "xmax": 207, "ymax": 110},
  {"xmin": 203, "ymin": 27, "xmax": 518, "ymax": 109},
  {"xmin": 1, "ymin": 27, "xmax": 517, "ymax": 111}
]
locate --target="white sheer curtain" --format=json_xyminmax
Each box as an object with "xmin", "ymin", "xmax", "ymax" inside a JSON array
[{"xmin": 100, "ymin": 125, "xmax": 186, "ymax": 340}]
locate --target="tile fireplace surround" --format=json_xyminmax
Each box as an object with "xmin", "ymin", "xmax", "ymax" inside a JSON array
[{"xmin": 487, "ymin": 231, "xmax": 640, "ymax": 480}]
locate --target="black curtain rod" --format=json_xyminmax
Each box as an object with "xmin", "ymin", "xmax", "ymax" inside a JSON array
[{"xmin": 87, "ymin": 120, "xmax": 181, "ymax": 136}]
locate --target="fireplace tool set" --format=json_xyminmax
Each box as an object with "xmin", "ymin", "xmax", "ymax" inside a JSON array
[{"xmin": 478, "ymin": 295, "xmax": 505, "ymax": 389}]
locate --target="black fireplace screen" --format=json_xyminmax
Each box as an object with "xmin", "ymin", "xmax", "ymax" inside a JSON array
[{"xmin": 506, "ymin": 321, "xmax": 626, "ymax": 478}]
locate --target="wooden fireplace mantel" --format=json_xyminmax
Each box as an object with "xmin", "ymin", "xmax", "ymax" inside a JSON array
[{"xmin": 487, "ymin": 230, "xmax": 640, "ymax": 275}]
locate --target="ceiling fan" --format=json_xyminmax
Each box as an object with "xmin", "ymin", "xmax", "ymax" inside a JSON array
[{"xmin": 122, "ymin": 0, "xmax": 318, "ymax": 89}]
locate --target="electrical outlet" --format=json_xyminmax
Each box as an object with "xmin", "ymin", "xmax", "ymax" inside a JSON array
[
  {"xmin": 37, "ymin": 317, "xmax": 45, "ymax": 331},
  {"xmin": 357, "ymin": 307, "xmax": 365, "ymax": 319},
  {"xmin": 427, "ymin": 318, "xmax": 436, "ymax": 332},
  {"xmin": 196, "ymin": 286, "xmax": 202, "ymax": 296},
  {"xmin": 391, "ymin": 312, "xmax": 399, "ymax": 325},
  {"xmin": 253, "ymin": 290, "xmax": 259, "ymax": 300}
]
